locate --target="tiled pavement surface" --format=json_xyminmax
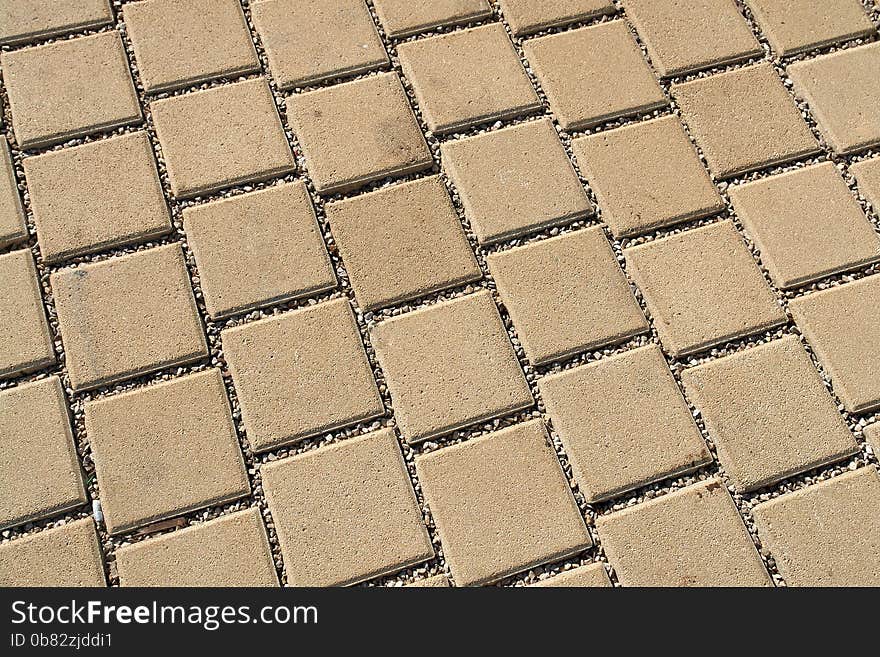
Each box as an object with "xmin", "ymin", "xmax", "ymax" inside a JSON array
[{"xmin": 1, "ymin": 0, "xmax": 879, "ymax": 588}]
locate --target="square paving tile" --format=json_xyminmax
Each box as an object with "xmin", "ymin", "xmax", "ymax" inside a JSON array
[
  {"xmin": 788, "ymin": 43, "xmax": 880, "ymax": 156},
  {"xmin": 124, "ymin": 0, "xmax": 259, "ymax": 93},
  {"xmin": 621, "ymin": 0, "xmax": 761, "ymax": 77},
  {"xmin": 406, "ymin": 574, "xmax": 451, "ymax": 587},
  {"xmin": 441, "ymin": 118, "xmax": 593, "ymax": 244},
  {"xmin": 487, "ymin": 228, "xmax": 648, "ymax": 365},
  {"xmin": 672, "ymin": 63, "xmax": 819, "ymax": 178},
  {"xmin": 530, "ymin": 563, "xmax": 612, "ymax": 587},
  {"xmin": 624, "ymin": 221, "xmax": 786, "ymax": 357},
  {"xmin": 325, "ymin": 175, "xmax": 481, "ymax": 311},
  {"xmin": 84, "ymin": 369, "xmax": 249, "ymax": 534},
  {"xmin": 681, "ymin": 336, "xmax": 858, "ymax": 492},
  {"xmin": 262, "ymin": 428, "xmax": 434, "ymax": 586},
  {"xmin": 729, "ymin": 162, "xmax": 880, "ymax": 289},
  {"xmin": 572, "ymin": 115, "xmax": 724, "ymax": 237},
  {"xmin": 789, "ymin": 276, "xmax": 880, "ymax": 414},
  {"xmin": 0, "ymin": 249, "xmax": 55, "ymax": 379},
  {"xmin": 151, "ymin": 79, "xmax": 295, "ymax": 198},
  {"xmin": 0, "ymin": 141, "xmax": 27, "ymax": 248},
  {"xmin": 373, "ymin": 0, "xmax": 492, "ymax": 38},
  {"xmin": 371, "ymin": 290, "xmax": 533, "ymax": 443},
  {"xmin": 51, "ymin": 244, "xmax": 208, "ymax": 391},
  {"xmin": 0, "ymin": 0, "xmax": 113, "ymax": 46},
  {"xmin": 500, "ymin": 0, "xmax": 614, "ymax": 36},
  {"xmin": 1, "ymin": 32, "xmax": 141, "ymax": 150},
  {"xmin": 24, "ymin": 132, "xmax": 172, "ymax": 264},
  {"xmin": 866, "ymin": 424, "xmax": 880, "ymax": 455},
  {"xmin": 222, "ymin": 298, "xmax": 383, "ymax": 452},
  {"xmin": 416, "ymin": 420, "xmax": 591, "ymax": 586},
  {"xmin": 286, "ymin": 73, "xmax": 431, "ymax": 194},
  {"xmin": 852, "ymin": 156, "xmax": 880, "ymax": 211},
  {"xmin": 539, "ymin": 345, "xmax": 711, "ymax": 502},
  {"xmin": 398, "ymin": 24, "xmax": 541, "ymax": 134},
  {"xmin": 0, "ymin": 519, "xmax": 105, "ymax": 587},
  {"xmin": 183, "ymin": 181, "xmax": 336, "ymax": 319},
  {"xmin": 0, "ymin": 377, "xmax": 86, "ymax": 531},
  {"xmin": 523, "ymin": 21, "xmax": 667, "ymax": 131},
  {"xmin": 116, "ymin": 508, "xmax": 278, "ymax": 587},
  {"xmin": 752, "ymin": 466, "xmax": 880, "ymax": 586}
]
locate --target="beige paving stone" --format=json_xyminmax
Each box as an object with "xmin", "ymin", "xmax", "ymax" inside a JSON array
[
  {"xmin": 0, "ymin": 377, "xmax": 86, "ymax": 531},
  {"xmin": 748, "ymin": 0, "xmax": 874, "ymax": 57},
  {"xmin": 530, "ymin": 563, "xmax": 612, "ymax": 587},
  {"xmin": 597, "ymin": 479, "xmax": 771, "ymax": 586},
  {"xmin": 51, "ymin": 244, "xmax": 208, "ymax": 391},
  {"xmin": 397, "ymin": 24, "xmax": 541, "ymax": 134},
  {"xmin": 84, "ymin": 369, "xmax": 249, "ymax": 534},
  {"xmin": 487, "ymin": 228, "xmax": 648, "ymax": 365},
  {"xmin": 621, "ymin": 0, "xmax": 761, "ymax": 77},
  {"xmin": 441, "ymin": 118, "xmax": 593, "ymax": 244},
  {"xmin": 572, "ymin": 115, "xmax": 724, "ymax": 237},
  {"xmin": 24, "ymin": 132, "xmax": 172, "ymax": 264},
  {"xmin": 0, "ymin": 519, "xmax": 106, "ymax": 587},
  {"xmin": 286, "ymin": 73, "xmax": 432, "ymax": 194},
  {"xmin": 788, "ymin": 276, "xmax": 880, "ymax": 414},
  {"xmin": 681, "ymin": 336, "xmax": 858, "ymax": 492},
  {"xmin": 0, "ymin": 140, "xmax": 27, "ymax": 248},
  {"xmin": 371, "ymin": 291, "xmax": 533, "ymax": 443},
  {"xmin": 124, "ymin": 0, "xmax": 259, "ymax": 93},
  {"xmin": 151, "ymin": 79, "xmax": 294, "ymax": 198},
  {"xmin": 500, "ymin": 0, "xmax": 615, "ymax": 36},
  {"xmin": 183, "ymin": 181, "xmax": 336, "ymax": 319},
  {"xmin": 262, "ymin": 428, "xmax": 434, "ymax": 586},
  {"xmin": 624, "ymin": 221, "xmax": 786, "ymax": 357},
  {"xmin": 325, "ymin": 176, "xmax": 481, "ymax": 311},
  {"xmin": 406, "ymin": 574, "xmax": 451, "ymax": 588},
  {"xmin": 672, "ymin": 63, "xmax": 819, "ymax": 178},
  {"xmin": 866, "ymin": 424, "xmax": 880, "ymax": 455},
  {"xmin": 539, "ymin": 345, "xmax": 711, "ymax": 503},
  {"xmin": 852, "ymin": 156, "xmax": 880, "ymax": 211},
  {"xmin": 1, "ymin": 32, "xmax": 141, "ymax": 150},
  {"xmin": 729, "ymin": 162, "xmax": 880, "ymax": 289},
  {"xmin": 416, "ymin": 420, "xmax": 592, "ymax": 587},
  {"xmin": 116, "ymin": 509, "xmax": 278, "ymax": 587},
  {"xmin": 523, "ymin": 21, "xmax": 667, "ymax": 131},
  {"xmin": 0, "ymin": 0, "xmax": 113, "ymax": 46},
  {"xmin": 752, "ymin": 466, "xmax": 880, "ymax": 587},
  {"xmin": 222, "ymin": 298, "xmax": 383, "ymax": 452},
  {"xmin": 788, "ymin": 44, "xmax": 880, "ymax": 156},
  {"xmin": 373, "ymin": 0, "xmax": 492, "ymax": 38},
  {"xmin": 0, "ymin": 249, "xmax": 55, "ymax": 379}
]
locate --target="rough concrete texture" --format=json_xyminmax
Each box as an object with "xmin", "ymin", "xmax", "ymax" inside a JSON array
[
  {"xmin": 530, "ymin": 563, "xmax": 612, "ymax": 587},
  {"xmin": 0, "ymin": 141, "xmax": 27, "ymax": 248},
  {"xmin": 0, "ymin": 0, "xmax": 113, "ymax": 46},
  {"xmin": 374, "ymin": 0, "xmax": 492, "ymax": 38},
  {"xmin": 500, "ymin": 0, "xmax": 614, "ymax": 36}
]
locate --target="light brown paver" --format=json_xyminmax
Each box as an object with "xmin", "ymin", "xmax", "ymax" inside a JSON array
[
  {"xmin": 325, "ymin": 176, "xmax": 481, "ymax": 311},
  {"xmin": 0, "ymin": 377, "xmax": 86, "ymax": 531},
  {"xmin": 253, "ymin": 0, "xmax": 387, "ymax": 89},
  {"xmin": 530, "ymin": 563, "xmax": 612, "ymax": 587},
  {"xmin": 222, "ymin": 298, "xmax": 383, "ymax": 452},
  {"xmin": 624, "ymin": 221, "xmax": 786, "ymax": 357},
  {"xmin": 0, "ymin": 0, "xmax": 113, "ymax": 46},
  {"xmin": 398, "ymin": 24, "xmax": 540, "ymax": 134},
  {"xmin": 406, "ymin": 574, "xmax": 451, "ymax": 588},
  {"xmin": 621, "ymin": 0, "xmax": 761, "ymax": 77},
  {"xmin": 487, "ymin": 228, "xmax": 648, "ymax": 365},
  {"xmin": 523, "ymin": 21, "xmax": 667, "ymax": 131},
  {"xmin": 286, "ymin": 73, "xmax": 432, "ymax": 194},
  {"xmin": 417, "ymin": 420, "xmax": 591, "ymax": 586},
  {"xmin": 183, "ymin": 181, "xmax": 336, "ymax": 319},
  {"xmin": 672, "ymin": 63, "xmax": 819, "ymax": 178},
  {"xmin": 539, "ymin": 345, "xmax": 711, "ymax": 503},
  {"xmin": 124, "ymin": 0, "xmax": 259, "ymax": 93},
  {"xmin": 24, "ymin": 132, "xmax": 172, "ymax": 264},
  {"xmin": 0, "ymin": 249, "xmax": 55, "ymax": 379},
  {"xmin": 151, "ymin": 79, "xmax": 294, "ymax": 198},
  {"xmin": 371, "ymin": 290, "xmax": 533, "ymax": 443},
  {"xmin": 852, "ymin": 156, "xmax": 880, "ymax": 211},
  {"xmin": 597, "ymin": 479, "xmax": 771, "ymax": 586},
  {"xmin": 84, "ymin": 369, "xmax": 249, "ymax": 535},
  {"xmin": 866, "ymin": 424, "xmax": 880, "ymax": 456},
  {"xmin": 1, "ymin": 32, "xmax": 141, "ymax": 150},
  {"xmin": 789, "ymin": 276, "xmax": 880, "ymax": 414},
  {"xmin": 115, "ymin": 509, "xmax": 278, "ymax": 587},
  {"xmin": 0, "ymin": 140, "xmax": 27, "ymax": 248},
  {"xmin": 0, "ymin": 519, "xmax": 106, "ymax": 587},
  {"xmin": 262, "ymin": 428, "xmax": 434, "ymax": 586},
  {"xmin": 752, "ymin": 466, "xmax": 880, "ymax": 587},
  {"xmin": 499, "ymin": 0, "xmax": 614, "ymax": 36},
  {"xmin": 51, "ymin": 244, "xmax": 208, "ymax": 391},
  {"xmin": 572, "ymin": 115, "xmax": 724, "ymax": 237},
  {"xmin": 681, "ymin": 336, "xmax": 858, "ymax": 492},
  {"xmin": 373, "ymin": 0, "xmax": 492, "ymax": 38},
  {"xmin": 729, "ymin": 162, "xmax": 880, "ymax": 289},
  {"xmin": 788, "ymin": 43, "xmax": 880, "ymax": 156}
]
